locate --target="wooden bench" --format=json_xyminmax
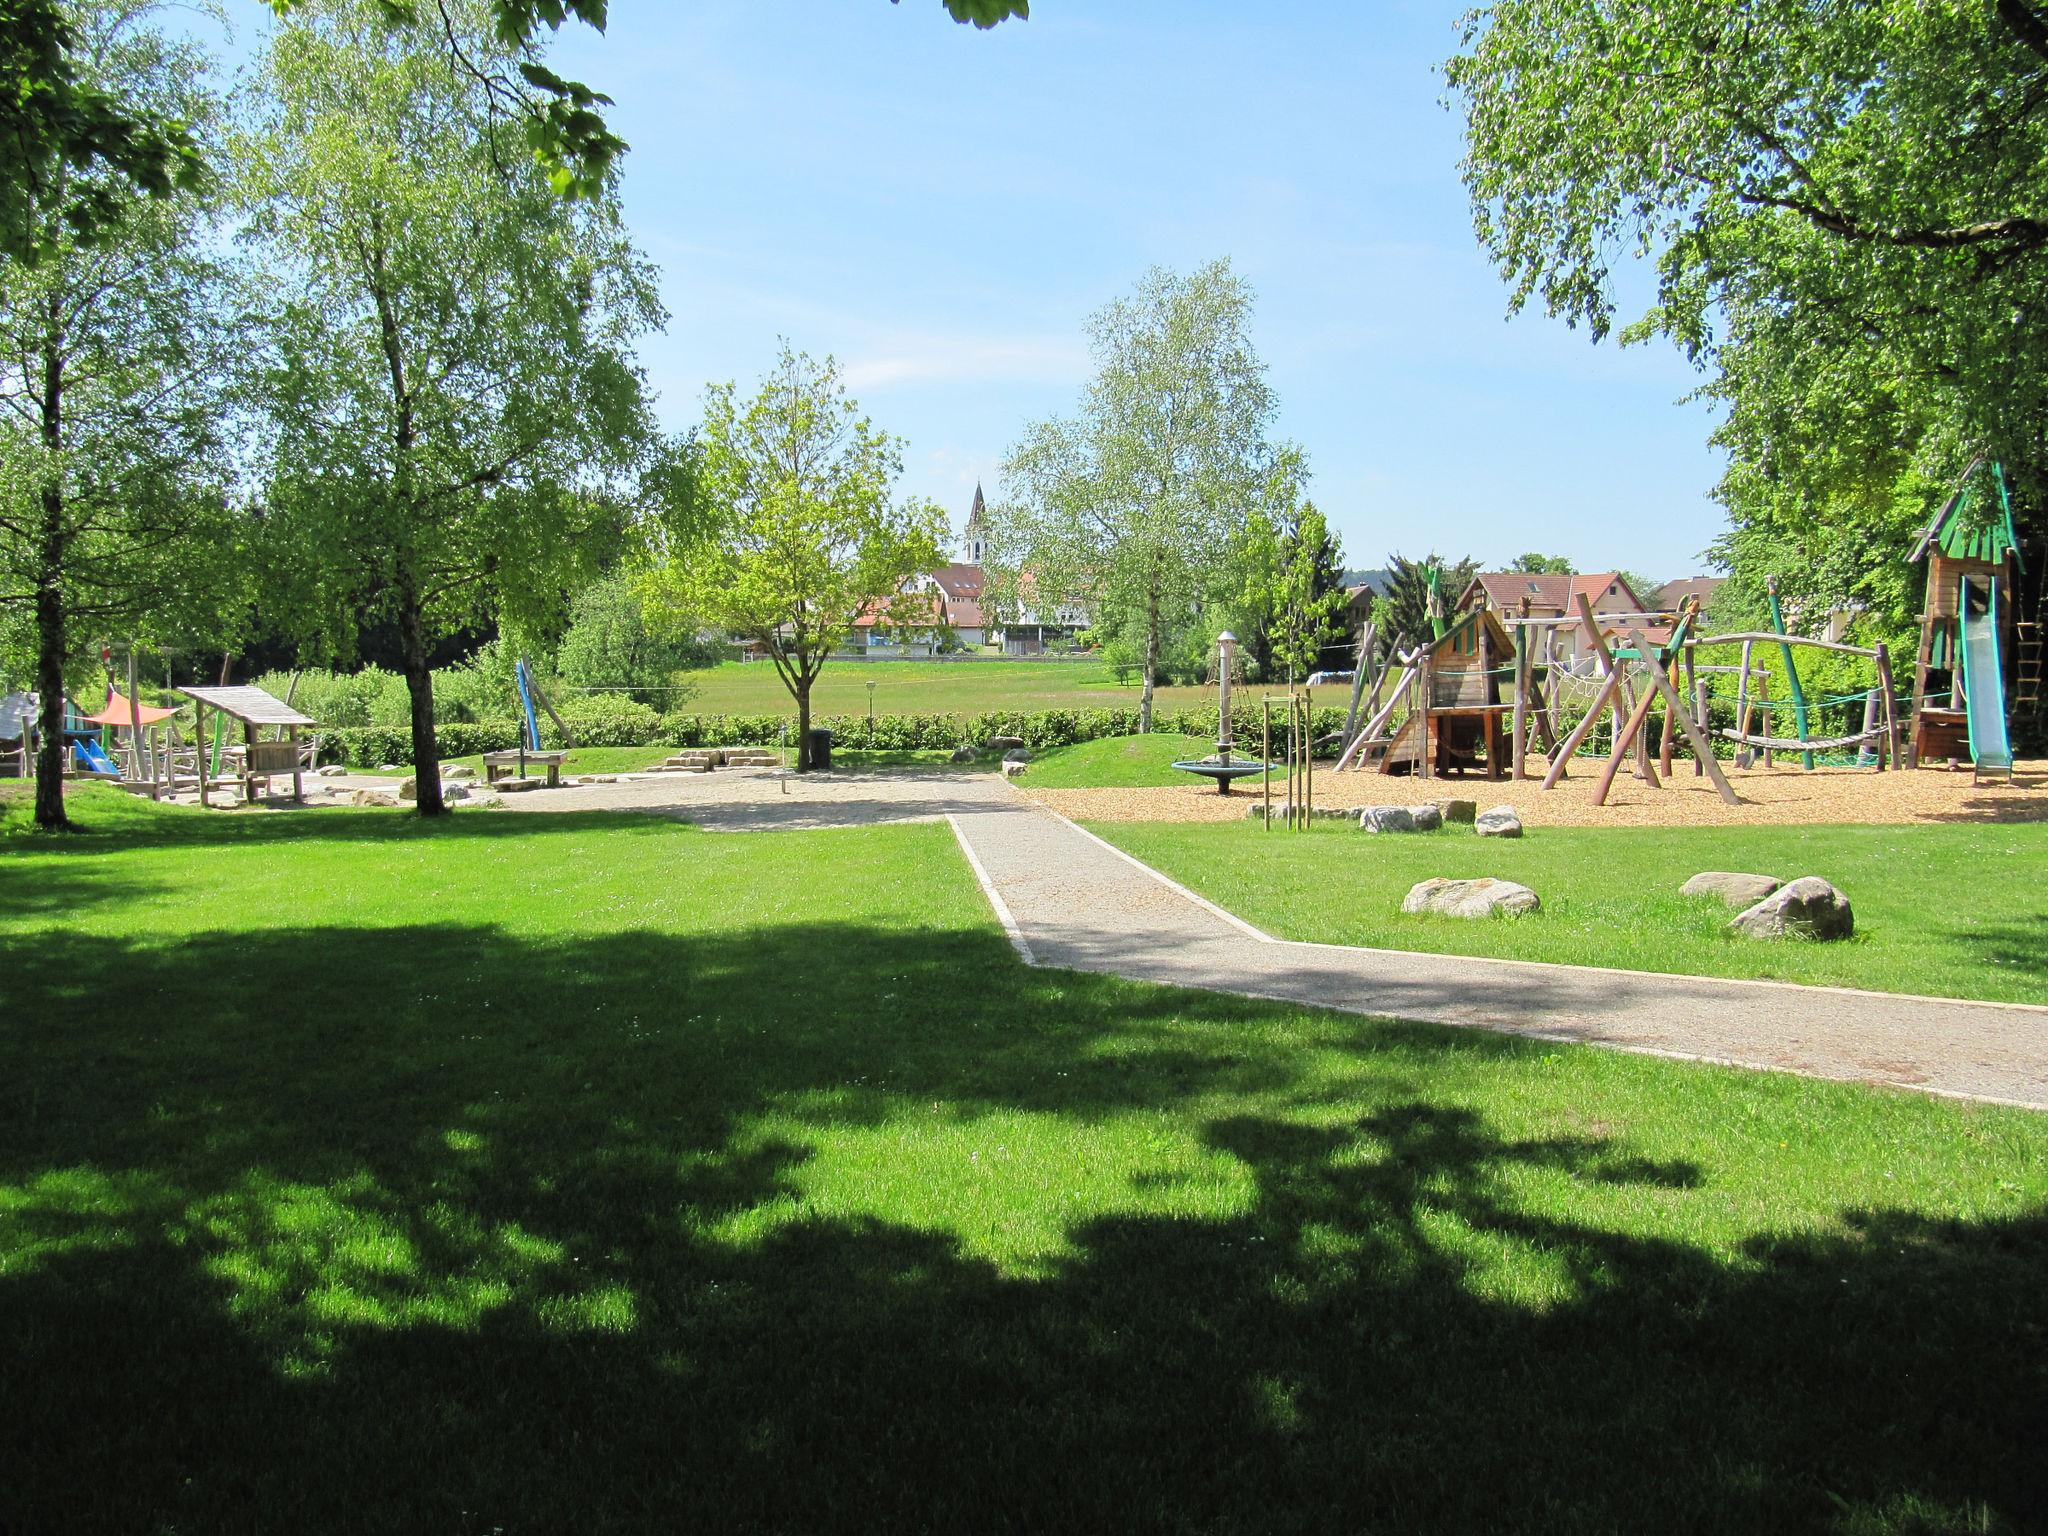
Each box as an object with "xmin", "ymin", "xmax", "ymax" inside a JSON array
[{"xmin": 483, "ymin": 749, "xmax": 567, "ymax": 786}]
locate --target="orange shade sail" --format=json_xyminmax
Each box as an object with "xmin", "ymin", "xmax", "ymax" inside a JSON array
[{"xmin": 81, "ymin": 690, "xmax": 178, "ymax": 727}]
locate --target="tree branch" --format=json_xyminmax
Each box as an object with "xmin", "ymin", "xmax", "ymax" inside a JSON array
[{"xmin": 1997, "ymin": 0, "xmax": 2048, "ymax": 65}]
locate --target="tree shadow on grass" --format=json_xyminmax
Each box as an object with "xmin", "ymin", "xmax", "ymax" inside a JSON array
[{"xmin": 0, "ymin": 920, "xmax": 2042, "ymax": 1534}]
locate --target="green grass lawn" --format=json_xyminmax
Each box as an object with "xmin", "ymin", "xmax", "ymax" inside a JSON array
[
  {"xmin": 1017, "ymin": 731, "xmax": 1260, "ymax": 788},
  {"xmin": 3, "ymin": 786, "xmax": 2045, "ymax": 1532},
  {"xmin": 1094, "ymin": 819, "xmax": 2048, "ymax": 1004},
  {"xmin": 678, "ymin": 655, "xmax": 1215, "ymax": 716}
]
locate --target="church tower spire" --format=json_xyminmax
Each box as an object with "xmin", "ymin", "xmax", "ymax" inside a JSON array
[{"xmin": 963, "ymin": 482, "xmax": 988, "ymax": 564}]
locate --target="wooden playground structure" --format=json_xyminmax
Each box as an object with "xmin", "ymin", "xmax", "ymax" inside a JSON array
[
  {"xmin": 1328, "ymin": 583, "xmax": 1929, "ymax": 810},
  {"xmin": 1903, "ymin": 458, "xmax": 2036, "ymax": 782}
]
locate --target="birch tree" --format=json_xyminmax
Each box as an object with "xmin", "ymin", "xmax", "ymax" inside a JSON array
[
  {"xmin": 244, "ymin": 0, "xmax": 662, "ymax": 815},
  {"xmin": 990, "ymin": 260, "xmax": 1294, "ymax": 730},
  {"xmin": 0, "ymin": 1, "xmax": 242, "ymax": 831}
]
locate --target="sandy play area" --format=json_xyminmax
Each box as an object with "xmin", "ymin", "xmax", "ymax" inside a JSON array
[{"xmin": 1020, "ymin": 758, "xmax": 2048, "ymax": 827}]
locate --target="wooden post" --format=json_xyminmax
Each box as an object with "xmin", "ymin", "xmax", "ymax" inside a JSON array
[
  {"xmin": 1734, "ymin": 640, "xmax": 1753, "ymax": 767},
  {"xmin": 290, "ymin": 724, "xmax": 304, "ymax": 801},
  {"xmin": 125, "ymin": 643, "xmax": 145, "ymax": 791},
  {"xmin": 1594, "ymin": 681, "xmax": 1662, "ymax": 805},
  {"xmin": 1622, "ymin": 625, "xmax": 1740, "ymax": 805},
  {"xmin": 1302, "ymin": 688, "xmax": 1313, "ymax": 828},
  {"xmin": 1541, "ymin": 665, "xmax": 1627, "ymax": 789},
  {"xmin": 1416, "ymin": 650, "xmax": 1434, "ymax": 780},
  {"xmin": 196, "ymin": 702, "xmax": 209, "ymax": 808},
  {"xmin": 1340, "ymin": 621, "xmax": 1374, "ymax": 753},
  {"xmin": 1693, "ymin": 676, "xmax": 1710, "ymax": 777},
  {"xmin": 242, "ymin": 719, "xmax": 256, "ymax": 804},
  {"xmin": 1262, "ymin": 697, "xmax": 1271, "ymax": 828},
  {"xmin": 1511, "ymin": 604, "xmax": 1530, "ymax": 780},
  {"xmin": 1874, "ymin": 641, "xmax": 1903, "ymax": 772}
]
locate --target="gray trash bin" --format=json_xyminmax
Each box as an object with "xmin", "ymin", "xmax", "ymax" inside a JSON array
[{"xmin": 807, "ymin": 727, "xmax": 833, "ymax": 770}]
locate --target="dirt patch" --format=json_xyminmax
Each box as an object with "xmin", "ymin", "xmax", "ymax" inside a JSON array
[{"xmin": 1020, "ymin": 759, "xmax": 2048, "ymax": 828}]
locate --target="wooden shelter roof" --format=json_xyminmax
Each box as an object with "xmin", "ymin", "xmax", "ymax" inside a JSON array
[
  {"xmin": 1910, "ymin": 456, "xmax": 2021, "ymax": 568},
  {"xmin": 178, "ymin": 684, "xmax": 315, "ymax": 726}
]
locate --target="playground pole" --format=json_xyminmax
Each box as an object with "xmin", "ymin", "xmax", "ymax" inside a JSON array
[{"xmin": 1765, "ymin": 576, "xmax": 1815, "ymax": 769}]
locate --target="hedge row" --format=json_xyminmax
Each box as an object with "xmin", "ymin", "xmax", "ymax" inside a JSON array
[{"xmin": 316, "ymin": 703, "xmax": 1366, "ymax": 766}]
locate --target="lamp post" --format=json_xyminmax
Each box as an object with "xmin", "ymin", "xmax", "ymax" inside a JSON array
[
  {"xmin": 866, "ymin": 679, "xmax": 876, "ymax": 747},
  {"xmin": 1216, "ymin": 631, "xmax": 1237, "ymax": 768}
]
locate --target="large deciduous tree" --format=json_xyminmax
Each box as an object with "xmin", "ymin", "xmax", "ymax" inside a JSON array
[
  {"xmin": 0, "ymin": 1, "xmax": 242, "ymax": 831},
  {"xmin": 1446, "ymin": 0, "xmax": 2048, "ymax": 638},
  {"xmin": 245, "ymin": 0, "xmax": 662, "ymax": 815},
  {"xmin": 641, "ymin": 347, "xmax": 945, "ymax": 772},
  {"xmin": 990, "ymin": 259, "xmax": 1296, "ymax": 730}
]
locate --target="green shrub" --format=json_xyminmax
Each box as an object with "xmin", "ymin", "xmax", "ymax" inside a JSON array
[
  {"xmin": 548, "ymin": 695, "xmax": 660, "ymax": 748},
  {"xmin": 317, "ymin": 701, "xmax": 1361, "ymax": 768}
]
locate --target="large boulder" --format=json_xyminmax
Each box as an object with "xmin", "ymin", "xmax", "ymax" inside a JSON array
[
  {"xmin": 441, "ymin": 764, "xmax": 477, "ymax": 781},
  {"xmin": 1434, "ymin": 798, "xmax": 1477, "ymax": 825},
  {"xmin": 950, "ymin": 745, "xmax": 980, "ymax": 764},
  {"xmin": 349, "ymin": 789, "xmax": 398, "ymax": 807},
  {"xmin": 1407, "ymin": 803, "xmax": 1444, "ymax": 832},
  {"xmin": 1358, "ymin": 805, "xmax": 1417, "ymax": 834},
  {"xmin": 1000, "ymin": 759, "xmax": 1030, "ymax": 780},
  {"xmin": 989, "ymin": 735, "xmax": 1027, "ymax": 750},
  {"xmin": 1474, "ymin": 805, "xmax": 1523, "ymax": 838},
  {"xmin": 1402, "ymin": 877, "xmax": 1541, "ymax": 918},
  {"xmin": 1681, "ymin": 871, "xmax": 1783, "ymax": 909},
  {"xmin": 1729, "ymin": 877, "xmax": 1854, "ymax": 941},
  {"xmin": 1002, "ymin": 747, "xmax": 1032, "ymax": 764}
]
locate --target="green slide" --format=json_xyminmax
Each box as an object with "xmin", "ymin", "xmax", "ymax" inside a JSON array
[{"xmin": 1957, "ymin": 579, "xmax": 2012, "ymax": 777}]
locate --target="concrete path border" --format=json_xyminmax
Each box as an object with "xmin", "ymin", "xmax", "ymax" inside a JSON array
[{"xmin": 948, "ymin": 790, "xmax": 2048, "ymax": 1111}]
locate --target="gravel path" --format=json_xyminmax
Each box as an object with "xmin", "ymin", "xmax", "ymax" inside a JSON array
[
  {"xmin": 352, "ymin": 762, "xmax": 2047, "ymax": 1108},
  {"xmin": 949, "ymin": 793, "xmax": 2048, "ymax": 1110}
]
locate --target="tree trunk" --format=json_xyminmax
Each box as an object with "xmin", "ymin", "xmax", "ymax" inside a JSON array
[
  {"xmin": 1139, "ymin": 585, "xmax": 1160, "ymax": 733},
  {"xmin": 399, "ymin": 581, "xmax": 445, "ymax": 816},
  {"xmin": 795, "ymin": 673, "xmax": 813, "ymax": 772},
  {"xmin": 32, "ymin": 532, "xmax": 68, "ymax": 831},
  {"xmin": 31, "ymin": 289, "xmax": 67, "ymax": 831}
]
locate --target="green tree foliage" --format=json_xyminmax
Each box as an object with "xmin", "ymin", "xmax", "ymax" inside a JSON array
[
  {"xmin": 1509, "ymin": 552, "xmax": 1573, "ymax": 575},
  {"xmin": 641, "ymin": 347, "xmax": 946, "ymax": 772},
  {"xmin": 991, "ymin": 259, "xmax": 1298, "ymax": 731},
  {"xmin": 1446, "ymin": 0, "xmax": 2048, "ymax": 639},
  {"xmin": 555, "ymin": 571, "xmax": 721, "ymax": 705},
  {"xmin": 0, "ymin": 1, "xmax": 243, "ymax": 829},
  {"xmin": 1378, "ymin": 553, "xmax": 1478, "ymax": 660},
  {"xmin": 245, "ymin": 0, "xmax": 663, "ymax": 815},
  {"xmin": 1230, "ymin": 493, "xmax": 1346, "ymax": 682},
  {"xmin": 0, "ymin": 0, "xmax": 205, "ymax": 265}
]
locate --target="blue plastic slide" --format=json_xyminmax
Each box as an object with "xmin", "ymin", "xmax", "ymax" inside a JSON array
[
  {"xmin": 1958, "ymin": 580, "xmax": 2012, "ymax": 778},
  {"xmin": 72, "ymin": 738, "xmax": 118, "ymax": 774}
]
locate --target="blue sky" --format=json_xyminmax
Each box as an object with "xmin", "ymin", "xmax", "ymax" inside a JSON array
[{"xmin": 413, "ymin": 3, "xmax": 1737, "ymax": 578}]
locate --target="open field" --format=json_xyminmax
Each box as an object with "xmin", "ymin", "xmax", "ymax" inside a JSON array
[
  {"xmin": 664, "ymin": 656, "xmax": 1215, "ymax": 716},
  {"xmin": 1091, "ymin": 818, "xmax": 2048, "ymax": 1003},
  {"xmin": 4, "ymin": 787, "xmax": 2045, "ymax": 1531},
  {"xmin": 1025, "ymin": 754, "xmax": 2048, "ymax": 827}
]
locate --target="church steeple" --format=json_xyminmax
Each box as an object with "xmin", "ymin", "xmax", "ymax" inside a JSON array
[{"xmin": 963, "ymin": 482, "xmax": 988, "ymax": 564}]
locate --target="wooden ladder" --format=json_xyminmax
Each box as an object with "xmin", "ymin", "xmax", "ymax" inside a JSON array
[{"xmin": 2016, "ymin": 620, "xmax": 2043, "ymax": 708}]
